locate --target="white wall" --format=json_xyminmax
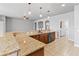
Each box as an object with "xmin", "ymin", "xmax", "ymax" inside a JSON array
[
  {"xmin": 51, "ymin": 12, "xmax": 74, "ymax": 41},
  {"xmin": 49, "ymin": 12, "xmax": 74, "ymax": 30},
  {"xmin": 49, "ymin": 11, "xmax": 74, "ymax": 41},
  {"xmin": 6, "ymin": 17, "xmax": 34, "ymax": 32},
  {"xmin": 0, "ymin": 16, "xmax": 6, "ymax": 37},
  {"xmin": 74, "ymin": 5, "xmax": 79, "ymax": 46},
  {"xmin": 35, "ymin": 11, "xmax": 74, "ymax": 41}
]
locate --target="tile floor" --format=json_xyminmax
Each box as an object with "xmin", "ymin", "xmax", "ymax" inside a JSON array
[{"xmin": 44, "ymin": 37, "xmax": 79, "ymax": 56}]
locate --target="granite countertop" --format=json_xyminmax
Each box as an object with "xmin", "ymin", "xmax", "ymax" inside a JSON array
[
  {"xmin": 0, "ymin": 31, "xmax": 47, "ymax": 56},
  {"xmin": 0, "ymin": 32, "xmax": 46, "ymax": 56},
  {"xmin": 15, "ymin": 33, "xmax": 46, "ymax": 56},
  {"xmin": 0, "ymin": 33, "xmax": 20, "ymax": 56},
  {"xmin": 6, "ymin": 30, "xmax": 55, "ymax": 36},
  {"xmin": 25, "ymin": 30, "xmax": 55, "ymax": 36}
]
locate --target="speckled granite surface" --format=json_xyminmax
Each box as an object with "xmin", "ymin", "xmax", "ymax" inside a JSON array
[
  {"xmin": 15, "ymin": 33, "xmax": 46, "ymax": 56},
  {"xmin": 0, "ymin": 32, "xmax": 46, "ymax": 56},
  {"xmin": 0, "ymin": 33, "xmax": 20, "ymax": 56}
]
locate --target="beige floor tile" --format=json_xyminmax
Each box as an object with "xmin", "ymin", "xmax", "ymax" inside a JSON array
[{"xmin": 44, "ymin": 37, "xmax": 79, "ymax": 56}]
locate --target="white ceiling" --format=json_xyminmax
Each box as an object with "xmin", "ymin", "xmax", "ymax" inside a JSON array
[{"xmin": 0, "ymin": 3, "xmax": 78, "ymax": 20}]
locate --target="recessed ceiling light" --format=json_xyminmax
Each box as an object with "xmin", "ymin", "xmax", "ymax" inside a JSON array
[{"xmin": 61, "ymin": 4, "xmax": 66, "ymax": 7}]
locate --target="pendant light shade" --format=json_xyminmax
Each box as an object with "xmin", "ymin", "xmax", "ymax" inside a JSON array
[
  {"xmin": 40, "ymin": 7, "xmax": 43, "ymax": 18},
  {"xmin": 28, "ymin": 11, "xmax": 31, "ymax": 15},
  {"xmin": 40, "ymin": 14, "xmax": 43, "ymax": 17},
  {"xmin": 23, "ymin": 3, "xmax": 31, "ymax": 20},
  {"xmin": 47, "ymin": 10, "xmax": 50, "ymax": 19},
  {"xmin": 28, "ymin": 3, "xmax": 31, "ymax": 15}
]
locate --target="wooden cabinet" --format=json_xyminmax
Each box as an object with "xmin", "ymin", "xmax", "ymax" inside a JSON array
[
  {"xmin": 40, "ymin": 33, "xmax": 48, "ymax": 44},
  {"xmin": 30, "ymin": 34, "xmax": 48, "ymax": 44},
  {"xmin": 31, "ymin": 35, "xmax": 40, "ymax": 41},
  {"xmin": 30, "ymin": 32, "xmax": 55, "ymax": 44}
]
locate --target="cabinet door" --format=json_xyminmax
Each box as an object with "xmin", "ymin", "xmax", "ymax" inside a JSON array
[
  {"xmin": 36, "ymin": 35, "xmax": 40, "ymax": 41},
  {"xmin": 30, "ymin": 32, "xmax": 56, "ymax": 44},
  {"xmin": 40, "ymin": 34, "xmax": 45, "ymax": 43},
  {"xmin": 40, "ymin": 33, "xmax": 48, "ymax": 44},
  {"xmin": 44, "ymin": 33, "xmax": 48, "ymax": 44}
]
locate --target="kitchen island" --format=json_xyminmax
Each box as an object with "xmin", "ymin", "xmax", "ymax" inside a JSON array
[
  {"xmin": 11, "ymin": 30, "xmax": 56, "ymax": 44},
  {"xmin": 14, "ymin": 33, "xmax": 46, "ymax": 56},
  {"xmin": 0, "ymin": 33, "xmax": 20, "ymax": 56},
  {"xmin": 0, "ymin": 32, "xmax": 46, "ymax": 56},
  {"xmin": 30, "ymin": 32, "xmax": 55, "ymax": 44},
  {"xmin": 11, "ymin": 31, "xmax": 56, "ymax": 55},
  {"xmin": 0, "ymin": 30, "xmax": 56, "ymax": 56}
]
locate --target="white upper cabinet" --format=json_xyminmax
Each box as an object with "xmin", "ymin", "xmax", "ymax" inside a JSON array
[{"xmin": 34, "ymin": 19, "xmax": 50, "ymax": 31}]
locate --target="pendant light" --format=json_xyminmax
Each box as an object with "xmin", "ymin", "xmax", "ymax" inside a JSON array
[
  {"xmin": 23, "ymin": 3, "xmax": 27, "ymax": 20},
  {"xmin": 47, "ymin": 10, "xmax": 50, "ymax": 19},
  {"xmin": 28, "ymin": 3, "xmax": 31, "ymax": 15},
  {"xmin": 23, "ymin": 3, "xmax": 31, "ymax": 20},
  {"xmin": 40, "ymin": 7, "xmax": 43, "ymax": 18}
]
